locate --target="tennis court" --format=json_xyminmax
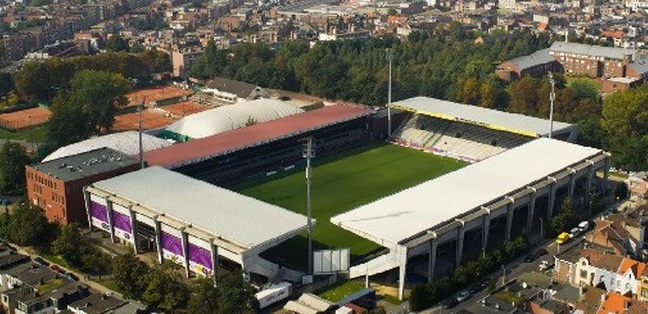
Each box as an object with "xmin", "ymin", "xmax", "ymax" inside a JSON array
[{"xmin": 0, "ymin": 107, "xmax": 51, "ymax": 131}]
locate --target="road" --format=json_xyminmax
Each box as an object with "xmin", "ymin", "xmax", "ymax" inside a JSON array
[{"xmin": 419, "ymin": 236, "xmax": 585, "ymax": 314}]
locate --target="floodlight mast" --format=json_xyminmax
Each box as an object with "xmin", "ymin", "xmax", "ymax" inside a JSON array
[
  {"xmin": 386, "ymin": 48, "xmax": 393, "ymax": 137},
  {"xmin": 548, "ymin": 72, "xmax": 555, "ymax": 139},
  {"xmin": 138, "ymin": 99, "xmax": 145, "ymax": 169},
  {"xmin": 303, "ymin": 136, "xmax": 315, "ymax": 275}
]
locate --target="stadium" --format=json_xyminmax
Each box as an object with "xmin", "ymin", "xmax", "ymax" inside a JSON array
[{"xmin": 82, "ymin": 96, "xmax": 610, "ymax": 300}]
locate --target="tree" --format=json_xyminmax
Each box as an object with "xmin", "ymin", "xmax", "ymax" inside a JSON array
[
  {"xmin": 112, "ymin": 253, "xmax": 150, "ymax": 300},
  {"xmin": 142, "ymin": 261, "xmax": 190, "ymax": 312},
  {"xmin": 47, "ymin": 70, "xmax": 130, "ymax": 148},
  {"xmin": 601, "ymin": 87, "xmax": 648, "ymax": 170},
  {"xmin": 550, "ymin": 198, "xmax": 574, "ymax": 236},
  {"xmin": 615, "ymin": 183, "xmax": 628, "ymax": 201},
  {"xmin": 130, "ymin": 42, "xmax": 145, "ymax": 53},
  {"xmin": 106, "ymin": 35, "xmax": 129, "ymax": 52},
  {"xmin": 7, "ymin": 203, "xmax": 49, "ymax": 247},
  {"xmin": 0, "ymin": 142, "xmax": 30, "ymax": 194},
  {"xmin": 187, "ymin": 278, "xmax": 221, "ymax": 314},
  {"xmin": 212, "ymin": 270, "xmax": 257, "ymax": 314},
  {"xmin": 13, "ymin": 61, "xmax": 53, "ymax": 102},
  {"xmin": 508, "ymin": 76, "xmax": 539, "ymax": 115},
  {"xmin": 51, "ymin": 223, "xmax": 85, "ymax": 265}
]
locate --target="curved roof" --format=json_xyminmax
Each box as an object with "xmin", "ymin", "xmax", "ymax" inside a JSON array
[
  {"xmin": 164, "ymin": 99, "xmax": 304, "ymax": 139},
  {"xmin": 43, "ymin": 131, "xmax": 172, "ymax": 162}
]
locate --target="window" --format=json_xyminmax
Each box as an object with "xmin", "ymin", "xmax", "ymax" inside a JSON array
[
  {"xmin": 642, "ymin": 288, "xmax": 648, "ymax": 298},
  {"xmin": 580, "ymin": 270, "xmax": 587, "ymax": 278}
]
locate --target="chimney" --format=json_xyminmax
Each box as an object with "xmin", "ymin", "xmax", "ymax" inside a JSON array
[
  {"xmin": 624, "ymin": 299, "xmax": 629, "ymax": 310},
  {"xmin": 579, "ymin": 286, "xmax": 584, "ymax": 301},
  {"xmin": 601, "ymin": 293, "xmax": 606, "ymax": 303}
]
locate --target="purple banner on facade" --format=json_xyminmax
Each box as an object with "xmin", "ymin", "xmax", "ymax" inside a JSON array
[
  {"xmin": 112, "ymin": 211, "xmax": 132, "ymax": 233},
  {"xmin": 161, "ymin": 232, "xmax": 183, "ymax": 256},
  {"xmin": 90, "ymin": 201, "xmax": 108, "ymax": 222},
  {"xmin": 188, "ymin": 243, "xmax": 212, "ymax": 270}
]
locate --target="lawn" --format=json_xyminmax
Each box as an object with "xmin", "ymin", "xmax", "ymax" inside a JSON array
[
  {"xmin": 318, "ymin": 280, "xmax": 365, "ymax": 302},
  {"xmin": 0, "ymin": 125, "xmax": 47, "ymax": 143},
  {"xmin": 238, "ymin": 143, "xmax": 467, "ymax": 269}
]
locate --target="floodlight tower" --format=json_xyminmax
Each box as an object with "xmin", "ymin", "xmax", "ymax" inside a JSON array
[
  {"xmin": 386, "ymin": 48, "xmax": 393, "ymax": 137},
  {"xmin": 303, "ymin": 136, "xmax": 315, "ymax": 275},
  {"xmin": 138, "ymin": 99, "xmax": 145, "ymax": 169},
  {"xmin": 548, "ymin": 72, "xmax": 555, "ymax": 139}
]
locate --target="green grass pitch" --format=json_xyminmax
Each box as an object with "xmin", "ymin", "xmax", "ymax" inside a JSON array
[{"xmin": 237, "ymin": 143, "xmax": 468, "ymax": 270}]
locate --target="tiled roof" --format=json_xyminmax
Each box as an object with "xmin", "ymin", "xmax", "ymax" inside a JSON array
[{"xmin": 591, "ymin": 254, "xmax": 624, "ymax": 273}]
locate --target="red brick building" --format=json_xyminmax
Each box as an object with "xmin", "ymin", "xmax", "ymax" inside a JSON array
[
  {"xmin": 497, "ymin": 42, "xmax": 648, "ymax": 89},
  {"xmin": 25, "ymin": 147, "xmax": 140, "ymax": 226}
]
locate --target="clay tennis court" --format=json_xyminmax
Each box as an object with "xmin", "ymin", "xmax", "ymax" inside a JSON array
[
  {"xmin": 160, "ymin": 101, "xmax": 210, "ymax": 117},
  {"xmin": 0, "ymin": 107, "xmax": 51, "ymax": 130},
  {"xmin": 126, "ymin": 86, "xmax": 193, "ymax": 107},
  {"xmin": 112, "ymin": 109, "xmax": 175, "ymax": 131}
]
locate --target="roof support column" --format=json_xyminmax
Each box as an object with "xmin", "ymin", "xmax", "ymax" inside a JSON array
[
  {"xmin": 456, "ymin": 220, "xmax": 465, "ymax": 266},
  {"xmin": 211, "ymin": 241, "xmax": 219, "ymax": 280},
  {"xmin": 398, "ymin": 246, "xmax": 408, "ymax": 301},
  {"xmin": 106, "ymin": 200, "xmax": 115, "ymax": 243},
  {"xmin": 568, "ymin": 168, "xmax": 577, "ymax": 201},
  {"xmin": 603, "ymin": 156, "xmax": 610, "ymax": 191},
  {"xmin": 181, "ymin": 229, "xmax": 190, "ymax": 278},
  {"xmin": 427, "ymin": 237, "xmax": 437, "ymax": 283},
  {"xmin": 481, "ymin": 207, "xmax": 490, "ymax": 255},
  {"xmin": 83, "ymin": 190, "xmax": 92, "ymax": 231},
  {"xmin": 505, "ymin": 197, "xmax": 515, "ymax": 243},
  {"xmin": 547, "ymin": 176, "xmax": 558, "ymax": 221},
  {"xmin": 154, "ymin": 218, "xmax": 163, "ymax": 264},
  {"xmin": 129, "ymin": 208, "xmax": 139, "ymax": 254},
  {"xmin": 527, "ymin": 188, "xmax": 537, "ymax": 235}
]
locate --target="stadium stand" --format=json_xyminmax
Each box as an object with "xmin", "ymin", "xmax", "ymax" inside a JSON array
[
  {"xmin": 389, "ymin": 97, "xmax": 576, "ymax": 162},
  {"xmin": 145, "ymin": 104, "xmax": 374, "ymax": 187},
  {"xmin": 162, "ymin": 99, "xmax": 304, "ymax": 141}
]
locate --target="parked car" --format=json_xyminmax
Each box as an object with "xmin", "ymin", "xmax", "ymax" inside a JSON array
[
  {"xmin": 569, "ymin": 227, "xmax": 581, "ymax": 238},
  {"xmin": 524, "ymin": 248, "xmax": 549, "ymax": 262},
  {"xmin": 64, "ymin": 272, "xmax": 79, "ymax": 281},
  {"xmin": 556, "ymin": 232, "xmax": 570, "ymax": 245},
  {"xmin": 578, "ymin": 221, "xmax": 590, "ymax": 232},
  {"xmin": 456, "ymin": 290, "xmax": 471, "ymax": 302},
  {"xmin": 50, "ymin": 264, "xmax": 64, "ymax": 273},
  {"xmin": 538, "ymin": 260, "xmax": 552, "ymax": 271},
  {"xmin": 33, "ymin": 257, "xmax": 49, "ymax": 267},
  {"xmin": 442, "ymin": 298, "xmax": 458, "ymax": 309}
]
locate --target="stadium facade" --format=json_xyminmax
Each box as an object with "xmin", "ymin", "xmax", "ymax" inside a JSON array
[
  {"xmin": 84, "ymin": 167, "xmax": 308, "ymax": 281},
  {"xmin": 331, "ymin": 138, "xmax": 610, "ymax": 300}
]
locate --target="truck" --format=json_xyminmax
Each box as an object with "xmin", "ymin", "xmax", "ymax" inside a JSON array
[
  {"xmin": 255, "ymin": 282, "xmax": 293, "ymax": 310},
  {"xmin": 556, "ymin": 232, "xmax": 570, "ymax": 245}
]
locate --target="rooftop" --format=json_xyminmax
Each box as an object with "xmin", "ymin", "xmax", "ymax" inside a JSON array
[
  {"xmin": 549, "ymin": 42, "xmax": 633, "ymax": 60},
  {"xmin": 91, "ymin": 166, "xmax": 308, "ymax": 250},
  {"xmin": 331, "ymin": 139, "xmax": 605, "ymax": 245},
  {"xmin": 145, "ymin": 104, "xmax": 373, "ymax": 168},
  {"xmin": 31, "ymin": 147, "xmax": 140, "ymax": 182},
  {"xmin": 391, "ymin": 97, "xmax": 574, "ymax": 138},
  {"xmin": 68, "ymin": 293, "xmax": 127, "ymax": 314},
  {"xmin": 42, "ymin": 131, "xmax": 172, "ymax": 163}
]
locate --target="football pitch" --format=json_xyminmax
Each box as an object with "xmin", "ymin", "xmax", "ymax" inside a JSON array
[{"xmin": 237, "ymin": 143, "xmax": 468, "ymax": 270}]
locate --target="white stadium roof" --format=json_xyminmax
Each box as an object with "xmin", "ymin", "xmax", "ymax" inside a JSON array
[
  {"xmin": 165, "ymin": 99, "xmax": 304, "ymax": 139},
  {"xmin": 392, "ymin": 97, "xmax": 574, "ymax": 138},
  {"xmin": 331, "ymin": 138, "xmax": 603, "ymax": 246},
  {"xmin": 92, "ymin": 166, "xmax": 307, "ymax": 250},
  {"xmin": 43, "ymin": 131, "xmax": 172, "ymax": 162}
]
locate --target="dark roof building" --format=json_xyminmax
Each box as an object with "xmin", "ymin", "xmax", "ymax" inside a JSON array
[
  {"xmin": 67, "ymin": 293, "xmax": 127, "ymax": 313},
  {"xmin": 26, "ymin": 147, "xmax": 140, "ymax": 226},
  {"xmin": 204, "ymin": 77, "xmax": 269, "ymax": 103}
]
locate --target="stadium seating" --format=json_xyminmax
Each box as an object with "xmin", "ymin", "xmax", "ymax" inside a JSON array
[{"xmin": 391, "ymin": 114, "xmax": 532, "ymax": 162}]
